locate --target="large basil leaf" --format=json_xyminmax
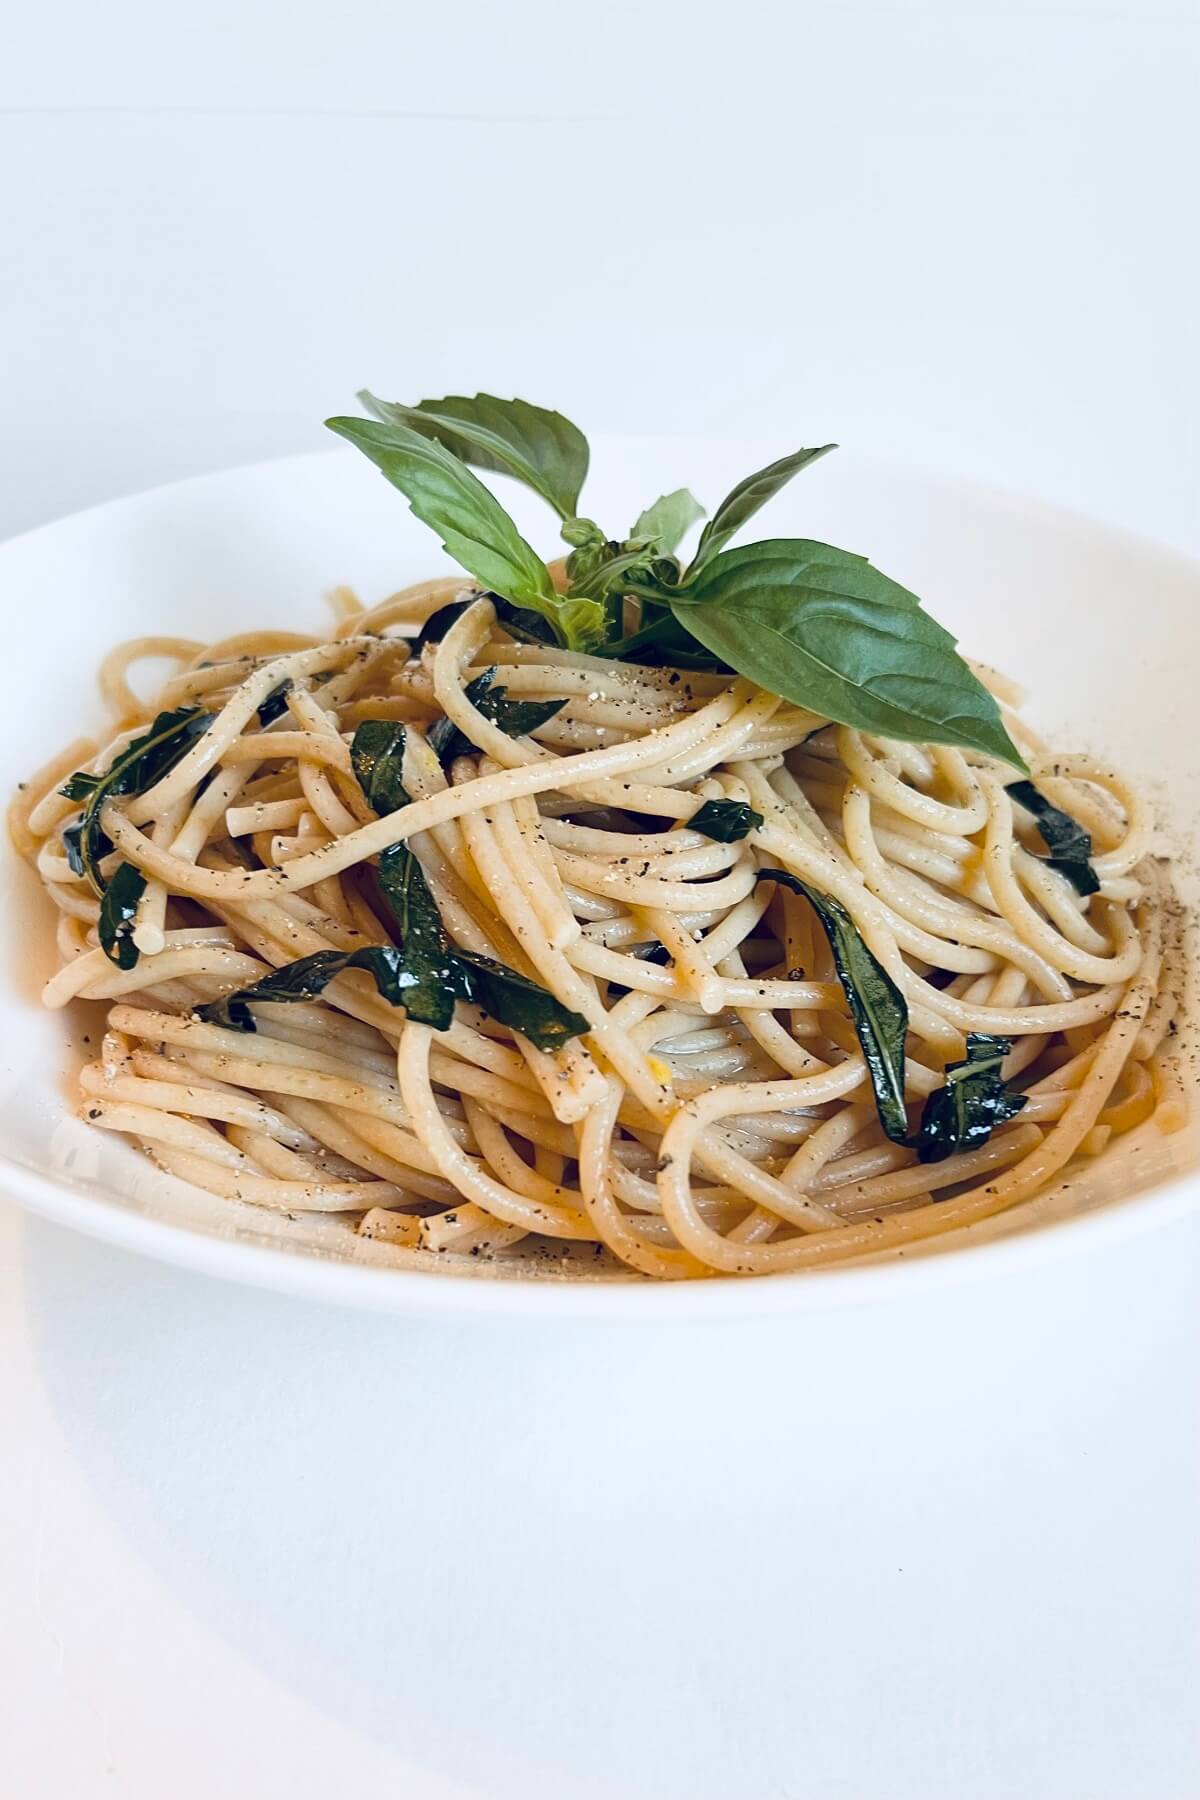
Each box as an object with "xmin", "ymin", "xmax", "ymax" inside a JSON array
[
  {"xmin": 915, "ymin": 1033, "xmax": 1028, "ymax": 1163},
  {"xmin": 685, "ymin": 446, "xmax": 835, "ymax": 581},
  {"xmin": 359, "ymin": 390, "xmax": 589, "ymax": 520},
  {"xmin": 631, "ymin": 488, "xmax": 706, "ymax": 555},
  {"xmin": 98, "ymin": 863, "xmax": 148, "ymax": 969},
  {"xmin": 1006, "ymin": 780, "xmax": 1099, "ymax": 896},
  {"xmin": 757, "ymin": 869, "xmax": 910, "ymax": 1142},
  {"xmin": 326, "ymin": 415, "xmax": 607, "ymax": 646},
  {"xmin": 60, "ymin": 706, "xmax": 212, "ymax": 895},
  {"xmin": 426, "ymin": 666, "xmax": 566, "ymax": 764},
  {"xmin": 672, "ymin": 540, "xmax": 1026, "ymax": 767}
]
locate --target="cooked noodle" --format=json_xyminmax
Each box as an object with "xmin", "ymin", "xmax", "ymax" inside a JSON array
[{"xmin": 10, "ymin": 578, "xmax": 1189, "ymax": 1280}]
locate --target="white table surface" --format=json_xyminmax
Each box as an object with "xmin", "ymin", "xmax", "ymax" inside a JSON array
[{"xmin": 3, "ymin": 5, "xmax": 1198, "ymax": 1796}]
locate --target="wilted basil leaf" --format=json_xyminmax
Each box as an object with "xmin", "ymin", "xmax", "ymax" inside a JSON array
[
  {"xmin": 915, "ymin": 1034, "xmax": 1028, "ymax": 1164},
  {"xmin": 452, "ymin": 950, "xmax": 589, "ymax": 1052},
  {"xmin": 414, "ymin": 598, "xmax": 475, "ymax": 652},
  {"xmin": 1007, "ymin": 780, "xmax": 1099, "ymax": 896},
  {"xmin": 689, "ymin": 798, "xmax": 763, "ymax": 843},
  {"xmin": 427, "ymin": 667, "xmax": 566, "ymax": 764},
  {"xmin": 62, "ymin": 821, "xmax": 85, "ymax": 877},
  {"xmin": 351, "ymin": 720, "xmax": 410, "ymax": 815},
  {"xmin": 347, "ymin": 718, "xmax": 585, "ymax": 1043},
  {"xmin": 608, "ymin": 939, "xmax": 672, "ymax": 997},
  {"xmin": 98, "ymin": 862, "xmax": 147, "ymax": 969},
  {"xmin": 757, "ymin": 868, "xmax": 910, "ymax": 1142},
  {"xmin": 195, "ymin": 944, "xmax": 461, "ymax": 1033},
  {"xmin": 59, "ymin": 707, "xmax": 212, "ymax": 894},
  {"xmin": 256, "ymin": 681, "xmax": 293, "ymax": 726}
]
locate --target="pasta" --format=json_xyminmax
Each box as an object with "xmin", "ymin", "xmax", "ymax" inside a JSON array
[{"xmin": 10, "ymin": 576, "xmax": 1188, "ymax": 1281}]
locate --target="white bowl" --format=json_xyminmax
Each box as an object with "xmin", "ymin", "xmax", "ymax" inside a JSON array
[{"xmin": 1, "ymin": 439, "xmax": 1195, "ymax": 1315}]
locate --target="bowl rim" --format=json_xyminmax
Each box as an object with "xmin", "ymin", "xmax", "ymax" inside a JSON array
[{"xmin": 2, "ymin": 442, "xmax": 1196, "ymax": 1318}]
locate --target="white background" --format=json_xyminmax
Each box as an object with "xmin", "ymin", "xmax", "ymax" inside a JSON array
[{"xmin": 2, "ymin": 4, "xmax": 1199, "ymax": 1797}]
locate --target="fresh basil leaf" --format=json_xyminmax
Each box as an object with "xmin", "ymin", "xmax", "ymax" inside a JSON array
[
  {"xmin": 611, "ymin": 606, "xmax": 731, "ymax": 671},
  {"xmin": 915, "ymin": 1033, "xmax": 1028, "ymax": 1164},
  {"xmin": 686, "ymin": 446, "xmax": 836, "ymax": 581},
  {"xmin": 360, "ymin": 390, "xmax": 590, "ymax": 520},
  {"xmin": 631, "ymin": 489, "xmax": 706, "ymax": 555},
  {"xmin": 326, "ymin": 415, "xmax": 600, "ymax": 645},
  {"xmin": 1006, "ymin": 780, "xmax": 1099, "ymax": 896},
  {"xmin": 689, "ymin": 798, "xmax": 764, "ymax": 842},
  {"xmin": 452, "ymin": 950, "xmax": 589, "ymax": 1052},
  {"xmin": 351, "ymin": 720, "xmax": 410, "ymax": 814},
  {"xmin": 672, "ymin": 540, "xmax": 1026, "ymax": 768},
  {"xmin": 98, "ymin": 862, "xmax": 147, "ymax": 969},
  {"xmin": 426, "ymin": 667, "xmax": 566, "ymax": 765},
  {"xmin": 194, "ymin": 944, "xmax": 459, "ymax": 1033},
  {"xmin": 59, "ymin": 707, "xmax": 212, "ymax": 894},
  {"xmin": 256, "ymin": 680, "xmax": 293, "ymax": 727},
  {"xmin": 757, "ymin": 869, "xmax": 910, "ymax": 1142}
]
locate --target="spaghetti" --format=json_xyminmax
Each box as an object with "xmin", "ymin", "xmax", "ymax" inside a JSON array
[{"xmin": 10, "ymin": 578, "xmax": 1188, "ymax": 1279}]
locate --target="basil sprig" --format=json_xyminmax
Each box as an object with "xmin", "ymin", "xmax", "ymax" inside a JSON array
[
  {"xmin": 915, "ymin": 1034, "xmax": 1028, "ymax": 1163},
  {"xmin": 1006, "ymin": 780, "xmax": 1099, "ymax": 896},
  {"xmin": 325, "ymin": 414, "xmax": 607, "ymax": 653},
  {"xmin": 757, "ymin": 869, "xmax": 910, "ymax": 1143},
  {"xmin": 328, "ymin": 392, "xmax": 1026, "ymax": 767}
]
